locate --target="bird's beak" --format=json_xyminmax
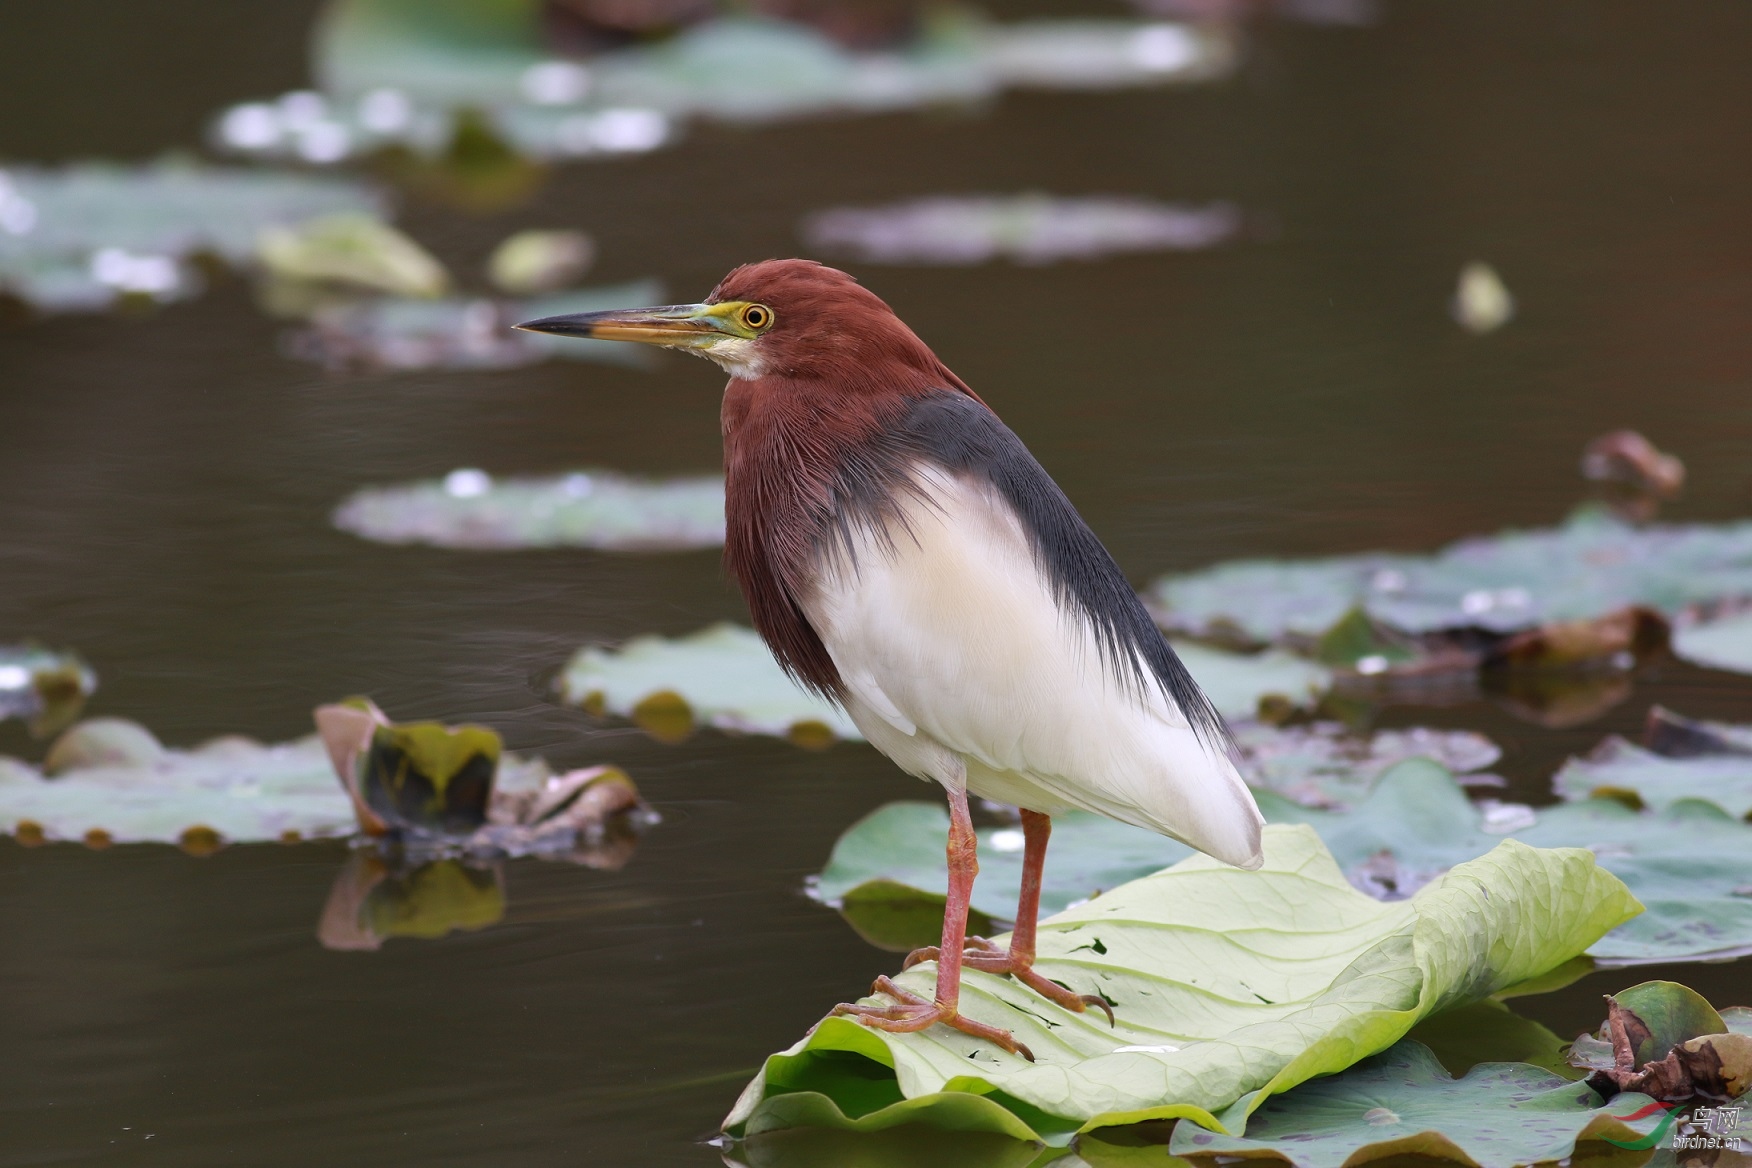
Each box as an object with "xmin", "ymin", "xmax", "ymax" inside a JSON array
[{"xmin": 514, "ymin": 301, "xmax": 748, "ymax": 352}]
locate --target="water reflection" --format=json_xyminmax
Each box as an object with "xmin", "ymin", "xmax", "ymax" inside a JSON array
[
  {"xmin": 724, "ymin": 1127, "xmax": 1046, "ymax": 1168},
  {"xmin": 316, "ymin": 804, "xmax": 646, "ymax": 950}
]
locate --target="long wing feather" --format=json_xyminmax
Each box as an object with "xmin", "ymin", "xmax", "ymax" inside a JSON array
[{"xmin": 803, "ymin": 455, "xmax": 1263, "ymax": 869}]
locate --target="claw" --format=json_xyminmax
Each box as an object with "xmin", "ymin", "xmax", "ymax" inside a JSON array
[
  {"xmin": 899, "ymin": 939, "xmax": 1115, "ymax": 1025},
  {"xmin": 831, "ymin": 976, "xmax": 1035, "ymax": 1061}
]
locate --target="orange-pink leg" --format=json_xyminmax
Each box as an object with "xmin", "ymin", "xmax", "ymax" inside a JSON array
[
  {"xmin": 905, "ymin": 810, "xmax": 1114, "ymax": 1025},
  {"xmin": 831, "ymin": 786, "xmax": 1034, "ymax": 1060}
]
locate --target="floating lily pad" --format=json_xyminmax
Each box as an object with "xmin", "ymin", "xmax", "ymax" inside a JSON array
[
  {"xmin": 2, "ymin": 712, "xmax": 648, "ymax": 857},
  {"xmin": 726, "ymin": 826, "xmax": 1637, "ymax": 1140},
  {"xmin": 817, "ymin": 759, "xmax": 1752, "ymax": 967},
  {"xmin": 559, "ymin": 625, "xmax": 1334, "ymax": 747},
  {"xmin": 212, "ymin": 6, "xmax": 1229, "ymax": 166},
  {"xmin": 1673, "ymin": 609, "xmax": 1752, "ymax": 676},
  {"xmin": 0, "ymin": 645, "xmax": 96, "ymax": 737},
  {"xmin": 1148, "ymin": 507, "xmax": 1752, "ymax": 643},
  {"xmin": 1169, "ymin": 1040, "xmax": 1659, "ymax": 1167},
  {"xmin": 1263, "ymin": 760, "xmax": 1752, "ymax": 966},
  {"xmin": 333, "ymin": 466, "xmax": 723, "ymax": 551},
  {"xmin": 560, "ymin": 623, "xmax": 860, "ymax": 745},
  {"xmin": 287, "ymin": 280, "xmax": 664, "ymax": 371},
  {"xmin": 0, "ymin": 161, "xmax": 384, "ymax": 313},
  {"xmin": 800, "ymin": 196, "xmax": 1240, "ymax": 266},
  {"xmin": 1554, "ymin": 736, "xmax": 1752, "ymax": 820}
]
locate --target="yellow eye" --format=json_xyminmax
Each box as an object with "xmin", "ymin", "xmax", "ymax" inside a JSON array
[{"xmin": 741, "ymin": 303, "xmax": 774, "ymax": 331}]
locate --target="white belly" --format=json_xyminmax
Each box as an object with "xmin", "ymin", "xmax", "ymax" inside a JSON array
[{"xmin": 801, "ymin": 464, "xmax": 1263, "ymax": 869}]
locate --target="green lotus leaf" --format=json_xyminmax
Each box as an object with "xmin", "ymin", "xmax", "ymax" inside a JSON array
[
  {"xmin": 816, "ymin": 758, "xmax": 1750, "ymax": 967},
  {"xmin": 729, "ymin": 825, "xmax": 1639, "ymax": 1141},
  {"xmin": 1264, "ymin": 760, "xmax": 1752, "ymax": 965},
  {"xmin": 0, "ymin": 160, "xmax": 382, "ymax": 313},
  {"xmin": 559, "ymin": 625, "xmax": 1335, "ymax": 747},
  {"xmin": 334, "ymin": 467, "xmax": 723, "ymax": 551},
  {"xmin": 1167, "ymin": 1040, "xmax": 1661, "ymax": 1167},
  {"xmin": 1147, "ymin": 507, "xmax": 1752, "ymax": 642},
  {"xmin": 1553, "ymin": 735, "xmax": 1752, "ymax": 820}
]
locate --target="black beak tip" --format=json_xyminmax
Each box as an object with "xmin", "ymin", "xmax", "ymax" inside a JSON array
[{"xmin": 514, "ymin": 314, "xmax": 587, "ymax": 337}]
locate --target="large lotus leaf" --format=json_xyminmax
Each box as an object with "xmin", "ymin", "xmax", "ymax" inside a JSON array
[
  {"xmin": 1167, "ymin": 1040, "xmax": 1660, "ymax": 1167},
  {"xmin": 0, "ymin": 161, "xmax": 383, "ymax": 312},
  {"xmin": 560, "ymin": 625, "xmax": 1331, "ymax": 748},
  {"xmin": 289, "ymin": 281, "xmax": 663, "ymax": 371},
  {"xmin": 811, "ymin": 802, "xmax": 1192, "ymax": 930},
  {"xmin": 1263, "ymin": 761, "xmax": 1752, "ymax": 966},
  {"xmin": 819, "ymin": 760, "xmax": 1749, "ymax": 967},
  {"xmin": 1147, "ymin": 507, "xmax": 1752, "ymax": 641},
  {"xmin": 334, "ymin": 467, "xmax": 723, "ymax": 551},
  {"xmin": 1554, "ymin": 736, "xmax": 1752, "ymax": 820},
  {"xmin": 726, "ymin": 826, "xmax": 1638, "ymax": 1140},
  {"xmin": 800, "ymin": 196, "xmax": 1239, "ymax": 266},
  {"xmin": 1, "ymin": 718, "xmax": 557, "ymax": 849}
]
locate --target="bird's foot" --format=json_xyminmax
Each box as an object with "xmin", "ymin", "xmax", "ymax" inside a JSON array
[
  {"xmin": 904, "ymin": 938, "xmax": 1115, "ymax": 1025},
  {"xmin": 830, "ymin": 975, "xmax": 1034, "ymax": 1061}
]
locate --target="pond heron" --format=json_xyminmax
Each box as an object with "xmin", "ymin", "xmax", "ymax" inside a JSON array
[{"xmin": 519, "ymin": 259, "xmax": 1263, "ymax": 1059}]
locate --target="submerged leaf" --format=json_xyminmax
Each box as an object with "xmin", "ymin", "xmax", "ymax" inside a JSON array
[
  {"xmin": 1169, "ymin": 1040, "xmax": 1658, "ymax": 1167},
  {"xmin": 1148, "ymin": 507, "xmax": 1752, "ymax": 643},
  {"xmin": 0, "ymin": 161, "xmax": 383, "ymax": 313},
  {"xmin": 334, "ymin": 466, "xmax": 723, "ymax": 550},
  {"xmin": 800, "ymin": 195, "xmax": 1240, "ymax": 266},
  {"xmin": 728, "ymin": 826, "xmax": 1638, "ymax": 1139}
]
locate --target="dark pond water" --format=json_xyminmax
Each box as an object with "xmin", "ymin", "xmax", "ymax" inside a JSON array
[{"xmin": 3, "ymin": 1, "xmax": 1752, "ymax": 1164}]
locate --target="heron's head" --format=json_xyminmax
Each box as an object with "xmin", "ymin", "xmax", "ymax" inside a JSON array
[{"xmin": 516, "ymin": 258, "xmax": 943, "ymax": 384}]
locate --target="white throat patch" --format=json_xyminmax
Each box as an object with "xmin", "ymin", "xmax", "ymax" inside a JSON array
[{"xmin": 701, "ymin": 336, "xmax": 765, "ymax": 379}]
